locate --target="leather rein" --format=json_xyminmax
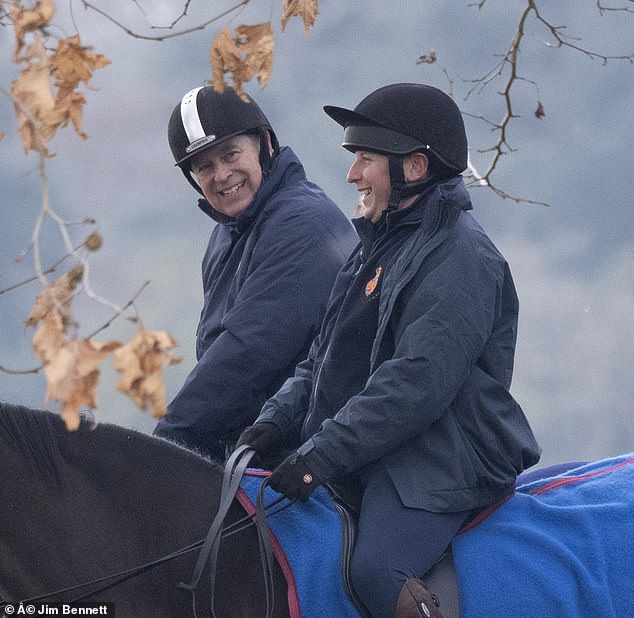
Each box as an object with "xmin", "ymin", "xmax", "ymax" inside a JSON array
[{"xmin": 0, "ymin": 446, "xmax": 290, "ymax": 618}]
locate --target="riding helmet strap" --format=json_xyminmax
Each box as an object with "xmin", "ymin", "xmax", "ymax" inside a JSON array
[
  {"xmin": 258, "ymin": 127, "xmax": 274, "ymax": 178},
  {"xmin": 387, "ymin": 154, "xmax": 405, "ymax": 212}
]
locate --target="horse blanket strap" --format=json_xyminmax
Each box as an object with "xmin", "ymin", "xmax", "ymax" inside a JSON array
[
  {"xmin": 238, "ymin": 471, "xmax": 362, "ymax": 618},
  {"xmin": 452, "ymin": 453, "xmax": 634, "ymax": 617}
]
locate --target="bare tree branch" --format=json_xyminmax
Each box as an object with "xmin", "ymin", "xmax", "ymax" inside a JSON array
[
  {"xmin": 0, "ymin": 363, "xmax": 41, "ymax": 375},
  {"xmin": 0, "ymin": 240, "xmax": 86, "ymax": 294},
  {"xmin": 77, "ymin": 0, "xmax": 251, "ymax": 42},
  {"xmin": 596, "ymin": 0, "xmax": 634, "ymax": 15},
  {"xmin": 533, "ymin": 2, "xmax": 634, "ymax": 63},
  {"xmin": 443, "ymin": 0, "xmax": 632, "ymax": 205},
  {"xmin": 84, "ymin": 280, "xmax": 149, "ymax": 340}
]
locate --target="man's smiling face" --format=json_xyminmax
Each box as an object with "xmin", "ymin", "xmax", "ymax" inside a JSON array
[
  {"xmin": 346, "ymin": 150, "xmax": 393, "ymax": 223},
  {"xmin": 191, "ymin": 134, "xmax": 263, "ymax": 218}
]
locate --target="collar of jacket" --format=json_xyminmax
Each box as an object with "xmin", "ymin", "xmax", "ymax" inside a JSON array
[
  {"xmin": 196, "ymin": 146, "xmax": 302, "ymax": 233},
  {"xmin": 366, "ymin": 176, "xmax": 473, "ymax": 369}
]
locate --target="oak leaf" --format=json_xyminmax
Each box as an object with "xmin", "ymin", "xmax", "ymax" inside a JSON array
[
  {"xmin": 210, "ymin": 23, "xmax": 274, "ymax": 99},
  {"xmin": 31, "ymin": 309, "xmax": 122, "ymax": 431},
  {"xmin": 11, "ymin": 34, "xmax": 110, "ymax": 153},
  {"xmin": 10, "ymin": 36, "xmax": 58, "ymax": 154},
  {"xmin": 9, "ymin": 0, "xmax": 55, "ymax": 60},
  {"xmin": 210, "ymin": 27, "xmax": 242, "ymax": 93},
  {"xmin": 281, "ymin": 0, "xmax": 318, "ymax": 36},
  {"xmin": 50, "ymin": 35, "xmax": 111, "ymax": 92},
  {"xmin": 26, "ymin": 267, "xmax": 83, "ymax": 330},
  {"xmin": 235, "ymin": 24, "xmax": 274, "ymax": 88},
  {"xmin": 113, "ymin": 330, "xmax": 182, "ymax": 419}
]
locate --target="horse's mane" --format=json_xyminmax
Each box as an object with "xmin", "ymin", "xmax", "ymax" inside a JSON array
[
  {"xmin": 0, "ymin": 402, "xmax": 71, "ymax": 486},
  {"xmin": 0, "ymin": 402, "xmax": 223, "ymax": 487}
]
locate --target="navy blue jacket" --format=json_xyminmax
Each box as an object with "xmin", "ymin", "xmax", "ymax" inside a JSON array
[
  {"xmin": 154, "ymin": 147, "xmax": 357, "ymax": 457},
  {"xmin": 256, "ymin": 177, "xmax": 541, "ymax": 511}
]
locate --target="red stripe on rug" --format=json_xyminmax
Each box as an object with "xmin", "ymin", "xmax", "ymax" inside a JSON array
[{"xmin": 236, "ymin": 486, "xmax": 302, "ymax": 618}]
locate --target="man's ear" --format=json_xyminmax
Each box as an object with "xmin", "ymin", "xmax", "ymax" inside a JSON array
[{"xmin": 404, "ymin": 152, "xmax": 429, "ymax": 182}]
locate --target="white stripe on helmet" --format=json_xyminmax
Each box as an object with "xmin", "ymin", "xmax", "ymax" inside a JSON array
[{"xmin": 180, "ymin": 87, "xmax": 206, "ymax": 144}]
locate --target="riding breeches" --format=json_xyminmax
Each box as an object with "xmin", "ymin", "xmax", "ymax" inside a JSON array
[{"xmin": 350, "ymin": 466, "xmax": 472, "ymax": 618}]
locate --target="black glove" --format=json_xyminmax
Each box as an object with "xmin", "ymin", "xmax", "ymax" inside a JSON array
[
  {"xmin": 268, "ymin": 452, "xmax": 321, "ymax": 502},
  {"xmin": 236, "ymin": 422, "xmax": 283, "ymax": 456}
]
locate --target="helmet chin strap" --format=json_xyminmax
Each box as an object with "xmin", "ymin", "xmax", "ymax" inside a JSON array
[
  {"xmin": 182, "ymin": 167, "xmax": 205, "ymax": 197},
  {"xmin": 387, "ymin": 154, "xmax": 437, "ymax": 212},
  {"xmin": 387, "ymin": 154, "xmax": 405, "ymax": 213},
  {"xmin": 258, "ymin": 127, "xmax": 280, "ymax": 179}
]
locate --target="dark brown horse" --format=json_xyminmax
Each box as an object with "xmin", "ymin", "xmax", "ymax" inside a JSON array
[
  {"xmin": 2, "ymin": 402, "xmax": 632, "ymax": 618},
  {"xmin": 0, "ymin": 402, "xmax": 290, "ymax": 618}
]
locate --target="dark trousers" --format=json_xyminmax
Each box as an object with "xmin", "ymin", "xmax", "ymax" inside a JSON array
[{"xmin": 350, "ymin": 466, "xmax": 472, "ymax": 618}]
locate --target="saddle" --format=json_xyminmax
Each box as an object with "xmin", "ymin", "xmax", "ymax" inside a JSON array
[{"xmin": 237, "ymin": 472, "xmax": 461, "ymax": 618}]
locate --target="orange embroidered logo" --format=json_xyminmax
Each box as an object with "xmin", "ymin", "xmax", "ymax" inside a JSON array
[{"xmin": 365, "ymin": 266, "xmax": 382, "ymax": 297}]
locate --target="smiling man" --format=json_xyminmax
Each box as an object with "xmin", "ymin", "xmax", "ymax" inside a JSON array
[
  {"xmin": 238, "ymin": 83, "xmax": 540, "ymax": 618},
  {"xmin": 154, "ymin": 86, "xmax": 356, "ymax": 459}
]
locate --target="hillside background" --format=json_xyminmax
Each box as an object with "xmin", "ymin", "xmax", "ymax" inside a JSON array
[{"xmin": 1, "ymin": 1, "xmax": 632, "ymax": 466}]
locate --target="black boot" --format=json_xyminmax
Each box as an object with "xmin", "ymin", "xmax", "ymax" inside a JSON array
[{"xmin": 394, "ymin": 578, "xmax": 443, "ymax": 618}]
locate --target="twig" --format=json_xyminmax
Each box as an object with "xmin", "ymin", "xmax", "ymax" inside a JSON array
[
  {"xmin": 84, "ymin": 280, "xmax": 150, "ymax": 340},
  {"xmin": 0, "ymin": 363, "xmax": 41, "ymax": 375},
  {"xmin": 0, "ymin": 242, "xmax": 82, "ymax": 294},
  {"xmin": 533, "ymin": 2, "xmax": 634, "ymax": 63},
  {"xmin": 596, "ymin": 0, "xmax": 634, "ymax": 14},
  {"xmin": 78, "ymin": 0, "xmax": 251, "ymax": 42},
  {"xmin": 452, "ymin": 0, "xmax": 631, "ymax": 205}
]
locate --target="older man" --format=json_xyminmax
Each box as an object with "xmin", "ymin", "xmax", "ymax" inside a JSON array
[{"xmin": 155, "ymin": 86, "xmax": 356, "ymax": 459}]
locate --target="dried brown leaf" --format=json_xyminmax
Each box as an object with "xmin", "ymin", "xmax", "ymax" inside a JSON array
[
  {"xmin": 11, "ymin": 35, "xmax": 109, "ymax": 153},
  {"xmin": 26, "ymin": 267, "xmax": 83, "ymax": 329},
  {"xmin": 53, "ymin": 88, "xmax": 88, "ymax": 139},
  {"xmin": 9, "ymin": 0, "xmax": 55, "ymax": 60},
  {"xmin": 10, "ymin": 36, "xmax": 57, "ymax": 154},
  {"xmin": 210, "ymin": 24, "xmax": 274, "ymax": 99},
  {"xmin": 535, "ymin": 101, "xmax": 545, "ymax": 119},
  {"xmin": 50, "ymin": 35, "xmax": 111, "ymax": 92},
  {"xmin": 210, "ymin": 27, "xmax": 242, "ymax": 93},
  {"xmin": 281, "ymin": 0, "xmax": 318, "ymax": 36},
  {"xmin": 31, "ymin": 309, "xmax": 122, "ymax": 431},
  {"xmin": 113, "ymin": 330, "xmax": 181, "ymax": 419},
  {"xmin": 235, "ymin": 23, "xmax": 274, "ymax": 89}
]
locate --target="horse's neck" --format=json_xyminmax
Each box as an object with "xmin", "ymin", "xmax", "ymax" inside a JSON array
[
  {"xmin": 0, "ymin": 406, "xmax": 289, "ymax": 617},
  {"xmin": 0, "ymin": 409, "xmax": 222, "ymax": 610}
]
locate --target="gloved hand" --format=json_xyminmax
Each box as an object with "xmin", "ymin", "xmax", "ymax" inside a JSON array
[
  {"xmin": 268, "ymin": 452, "xmax": 321, "ymax": 502},
  {"xmin": 236, "ymin": 422, "xmax": 283, "ymax": 456}
]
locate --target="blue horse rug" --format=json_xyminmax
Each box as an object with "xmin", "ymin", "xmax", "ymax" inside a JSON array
[
  {"xmin": 452, "ymin": 453, "xmax": 634, "ymax": 617},
  {"xmin": 237, "ymin": 470, "xmax": 361, "ymax": 618}
]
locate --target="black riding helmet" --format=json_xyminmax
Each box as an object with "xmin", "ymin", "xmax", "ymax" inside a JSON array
[
  {"xmin": 324, "ymin": 83, "xmax": 467, "ymax": 210},
  {"xmin": 168, "ymin": 86, "xmax": 279, "ymax": 196}
]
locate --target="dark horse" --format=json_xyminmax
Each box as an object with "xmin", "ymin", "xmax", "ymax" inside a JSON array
[
  {"xmin": 0, "ymin": 403, "xmax": 290, "ymax": 618},
  {"xmin": 2, "ymin": 403, "xmax": 633, "ymax": 617}
]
